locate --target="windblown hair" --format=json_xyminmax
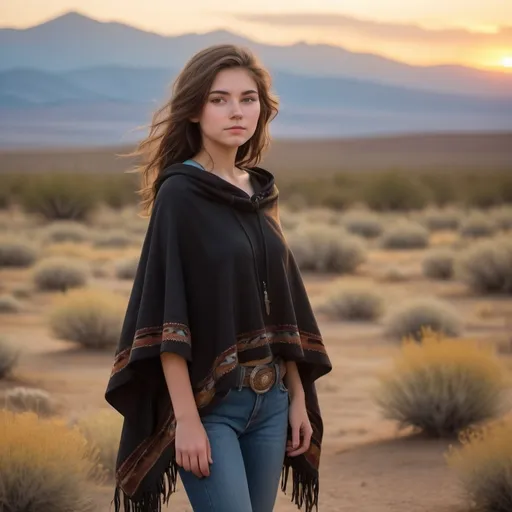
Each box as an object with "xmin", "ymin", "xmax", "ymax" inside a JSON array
[{"xmin": 126, "ymin": 44, "xmax": 279, "ymax": 216}]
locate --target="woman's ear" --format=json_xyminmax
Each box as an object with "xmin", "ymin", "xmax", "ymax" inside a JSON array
[{"xmin": 189, "ymin": 117, "xmax": 199, "ymax": 123}]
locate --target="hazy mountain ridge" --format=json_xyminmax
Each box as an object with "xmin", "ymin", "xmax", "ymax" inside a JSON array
[
  {"xmin": 1, "ymin": 11, "xmax": 511, "ymax": 98},
  {"xmin": 2, "ymin": 66, "xmax": 510, "ymax": 114}
]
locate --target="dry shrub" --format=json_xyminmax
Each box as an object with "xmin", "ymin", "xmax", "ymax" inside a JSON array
[
  {"xmin": 48, "ymin": 288, "xmax": 126, "ymax": 350},
  {"xmin": 422, "ymin": 248, "xmax": 455, "ymax": 280},
  {"xmin": 456, "ymin": 238, "xmax": 512, "ymax": 294},
  {"xmin": 378, "ymin": 265, "xmax": 413, "ymax": 283},
  {"xmin": 75, "ymin": 409, "xmax": 123, "ymax": 480},
  {"xmin": 375, "ymin": 332, "xmax": 506, "ymax": 437},
  {"xmin": 33, "ymin": 257, "xmax": 90, "ymax": 292},
  {"xmin": 385, "ymin": 297, "xmax": 463, "ymax": 341},
  {"xmin": 93, "ymin": 229, "xmax": 133, "ymax": 248},
  {"xmin": 420, "ymin": 208, "xmax": 461, "ymax": 231},
  {"xmin": 317, "ymin": 283, "xmax": 383, "ymax": 321},
  {"xmin": 447, "ymin": 419, "xmax": 512, "ymax": 512},
  {"xmin": 300, "ymin": 208, "xmax": 341, "ymax": 225},
  {"xmin": 11, "ymin": 285, "xmax": 33, "ymax": 299},
  {"xmin": 459, "ymin": 213, "xmax": 496, "ymax": 239},
  {"xmin": 0, "ymin": 294, "xmax": 23, "ymax": 313},
  {"xmin": 42, "ymin": 220, "xmax": 91, "ymax": 244},
  {"xmin": 42, "ymin": 241, "xmax": 93, "ymax": 260},
  {"xmin": 341, "ymin": 210, "xmax": 384, "ymax": 239},
  {"xmin": 278, "ymin": 207, "xmax": 300, "ymax": 232},
  {"xmin": 0, "ymin": 237, "xmax": 39, "ymax": 268},
  {"xmin": 0, "ymin": 337, "xmax": 19, "ymax": 379},
  {"xmin": 18, "ymin": 172, "xmax": 99, "ymax": 221},
  {"xmin": 361, "ymin": 171, "xmax": 431, "ymax": 211},
  {"xmin": 287, "ymin": 223, "xmax": 366, "ymax": 274},
  {"xmin": 380, "ymin": 220, "xmax": 430, "ymax": 250},
  {"xmin": 115, "ymin": 257, "xmax": 139, "ymax": 280},
  {"xmin": 492, "ymin": 206, "xmax": 512, "ymax": 231},
  {"xmin": 0, "ymin": 410, "xmax": 100, "ymax": 512},
  {"xmin": 3, "ymin": 387, "xmax": 58, "ymax": 417}
]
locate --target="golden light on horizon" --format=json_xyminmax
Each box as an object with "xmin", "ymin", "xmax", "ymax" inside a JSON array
[{"xmin": 502, "ymin": 56, "xmax": 512, "ymax": 68}]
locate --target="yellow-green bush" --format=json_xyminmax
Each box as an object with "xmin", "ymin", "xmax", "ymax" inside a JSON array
[
  {"xmin": 48, "ymin": 288, "xmax": 126, "ymax": 349},
  {"xmin": 375, "ymin": 332, "xmax": 506, "ymax": 437},
  {"xmin": 33, "ymin": 257, "xmax": 90, "ymax": 292},
  {"xmin": 447, "ymin": 419, "xmax": 512, "ymax": 512},
  {"xmin": 75, "ymin": 409, "xmax": 123, "ymax": 480},
  {"xmin": 0, "ymin": 336, "xmax": 19, "ymax": 379},
  {"xmin": 0, "ymin": 410, "xmax": 101, "ymax": 512},
  {"xmin": 316, "ymin": 283, "xmax": 383, "ymax": 321}
]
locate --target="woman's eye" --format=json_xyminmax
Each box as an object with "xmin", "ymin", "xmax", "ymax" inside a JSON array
[
  {"xmin": 243, "ymin": 97, "xmax": 258, "ymax": 102},
  {"xmin": 210, "ymin": 98, "xmax": 224, "ymax": 104}
]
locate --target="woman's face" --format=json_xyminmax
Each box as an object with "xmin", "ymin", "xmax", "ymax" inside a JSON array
[{"xmin": 195, "ymin": 67, "xmax": 261, "ymax": 149}]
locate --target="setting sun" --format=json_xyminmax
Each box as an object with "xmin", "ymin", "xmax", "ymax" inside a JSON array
[{"xmin": 502, "ymin": 56, "xmax": 512, "ymax": 68}]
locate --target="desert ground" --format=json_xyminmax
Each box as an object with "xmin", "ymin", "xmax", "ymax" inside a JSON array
[
  {"xmin": 1, "ymin": 195, "xmax": 511, "ymax": 511},
  {"xmin": 1, "ymin": 132, "xmax": 512, "ymax": 176}
]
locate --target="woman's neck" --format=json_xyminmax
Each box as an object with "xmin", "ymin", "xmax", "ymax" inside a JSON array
[{"xmin": 193, "ymin": 143, "xmax": 243, "ymax": 181}]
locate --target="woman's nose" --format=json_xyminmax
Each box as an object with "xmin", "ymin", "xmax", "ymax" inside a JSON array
[{"xmin": 230, "ymin": 102, "xmax": 243, "ymax": 118}]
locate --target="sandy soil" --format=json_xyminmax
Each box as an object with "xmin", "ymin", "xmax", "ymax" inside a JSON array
[
  {"xmin": 1, "ymin": 232, "xmax": 511, "ymax": 512},
  {"xmin": 1, "ymin": 132, "xmax": 511, "ymax": 176}
]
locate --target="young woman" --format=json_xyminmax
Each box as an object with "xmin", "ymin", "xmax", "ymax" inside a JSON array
[{"xmin": 105, "ymin": 44, "xmax": 332, "ymax": 512}]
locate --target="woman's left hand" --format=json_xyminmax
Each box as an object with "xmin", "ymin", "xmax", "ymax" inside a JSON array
[{"xmin": 286, "ymin": 395, "xmax": 313, "ymax": 457}]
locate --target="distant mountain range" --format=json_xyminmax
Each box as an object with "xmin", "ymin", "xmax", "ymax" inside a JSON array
[
  {"xmin": 2, "ymin": 11, "xmax": 512, "ymax": 98},
  {"xmin": 0, "ymin": 11, "xmax": 511, "ymax": 148}
]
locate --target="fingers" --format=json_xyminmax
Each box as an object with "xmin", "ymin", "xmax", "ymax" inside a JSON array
[
  {"xmin": 207, "ymin": 437, "xmax": 213, "ymax": 464},
  {"xmin": 190, "ymin": 454, "xmax": 203, "ymax": 479},
  {"xmin": 198, "ymin": 451, "xmax": 211, "ymax": 478},
  {"xmin": 176, "ymin": 448, "xmax": 211, "ymax": 478},
  {"xmin": 291, "ymin": 423, "xmax": 301, "ymax": 450},
  {"xmin": 287, "ymin": 424, "xmax": 313, "ymax": 457}
]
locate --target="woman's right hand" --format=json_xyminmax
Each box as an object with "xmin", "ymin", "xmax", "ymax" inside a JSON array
[{"xmin": 175, "ymin": 416, "xmax": 213, "ymax": 478}]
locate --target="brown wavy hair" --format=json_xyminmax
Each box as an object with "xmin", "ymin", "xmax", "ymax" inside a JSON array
[{"xmin": 125, "ymin": 44, "xmax": 279, "ymax": 216}]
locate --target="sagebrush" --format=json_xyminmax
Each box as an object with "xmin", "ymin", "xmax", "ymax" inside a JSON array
[
  {"xmin": 376, "ymin": 332, "xmax": 506, "ymax": 437},
  {"xmin": 447, "ymin": 419, "xmax": 512, "ymax": 512},
  {"xmin": 385, "ymin": 297, "xmax": 463, "ymax": 341},
  {"xmin": 0, "ymin": 410, "xmax": 101, "ymax": 512},
  {"xmin": 48, "ymin": 288, "xmax": 126, "ymax": 349}
]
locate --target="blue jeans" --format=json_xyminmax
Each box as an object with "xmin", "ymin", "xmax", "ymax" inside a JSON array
[{"xmin": 179, "ymin": 376, "xmax": 290, "ymax": 511}]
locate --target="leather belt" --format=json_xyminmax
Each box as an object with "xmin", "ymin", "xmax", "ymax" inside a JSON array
[{"xmin": 239, "ymin": 359, "xmax": 287, "ymax": 394}]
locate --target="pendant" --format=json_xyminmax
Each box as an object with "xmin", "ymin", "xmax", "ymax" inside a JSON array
[{"xmin": 263, "ymin": 281, "xmax": 271, "ymax": 315}]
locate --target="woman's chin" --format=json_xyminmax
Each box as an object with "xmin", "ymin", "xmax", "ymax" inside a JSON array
[{"xmin": 216, "ymin": 135, "xmax": 250, "ymax": 149}]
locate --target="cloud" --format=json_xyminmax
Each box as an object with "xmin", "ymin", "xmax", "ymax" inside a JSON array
[{"xmin": 232, "ymin": 12, "xmax": 512, "ymax": 45}]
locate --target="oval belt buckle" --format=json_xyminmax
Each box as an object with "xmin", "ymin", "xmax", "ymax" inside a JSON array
[{"xmin": 249, "ymin": 365, "xmax": 276, "ymax": 394}]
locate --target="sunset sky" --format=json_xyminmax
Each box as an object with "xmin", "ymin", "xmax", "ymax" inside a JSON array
[{"xmin": 2, "ymin": 1, "xmax": 512, "ymax": 70}]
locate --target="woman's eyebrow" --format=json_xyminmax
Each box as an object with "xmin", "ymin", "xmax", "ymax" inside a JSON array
[{"xmin": 208, "ymin": 89, "xmax": 258, "ymax": 95}]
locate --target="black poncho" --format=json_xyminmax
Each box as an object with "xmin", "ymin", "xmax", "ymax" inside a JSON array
[{"xmin": 105, "ymin": 163, "xmax": 332, "ymax": 512}]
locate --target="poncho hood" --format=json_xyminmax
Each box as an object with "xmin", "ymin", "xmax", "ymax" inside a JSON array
[
  {"xmin": 106, "ymin": 162, "xmax": 332, "ymax": 512},
  {"xmin": 155, "ymin": 162, "xmax": 279, "ymax": 210}
]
